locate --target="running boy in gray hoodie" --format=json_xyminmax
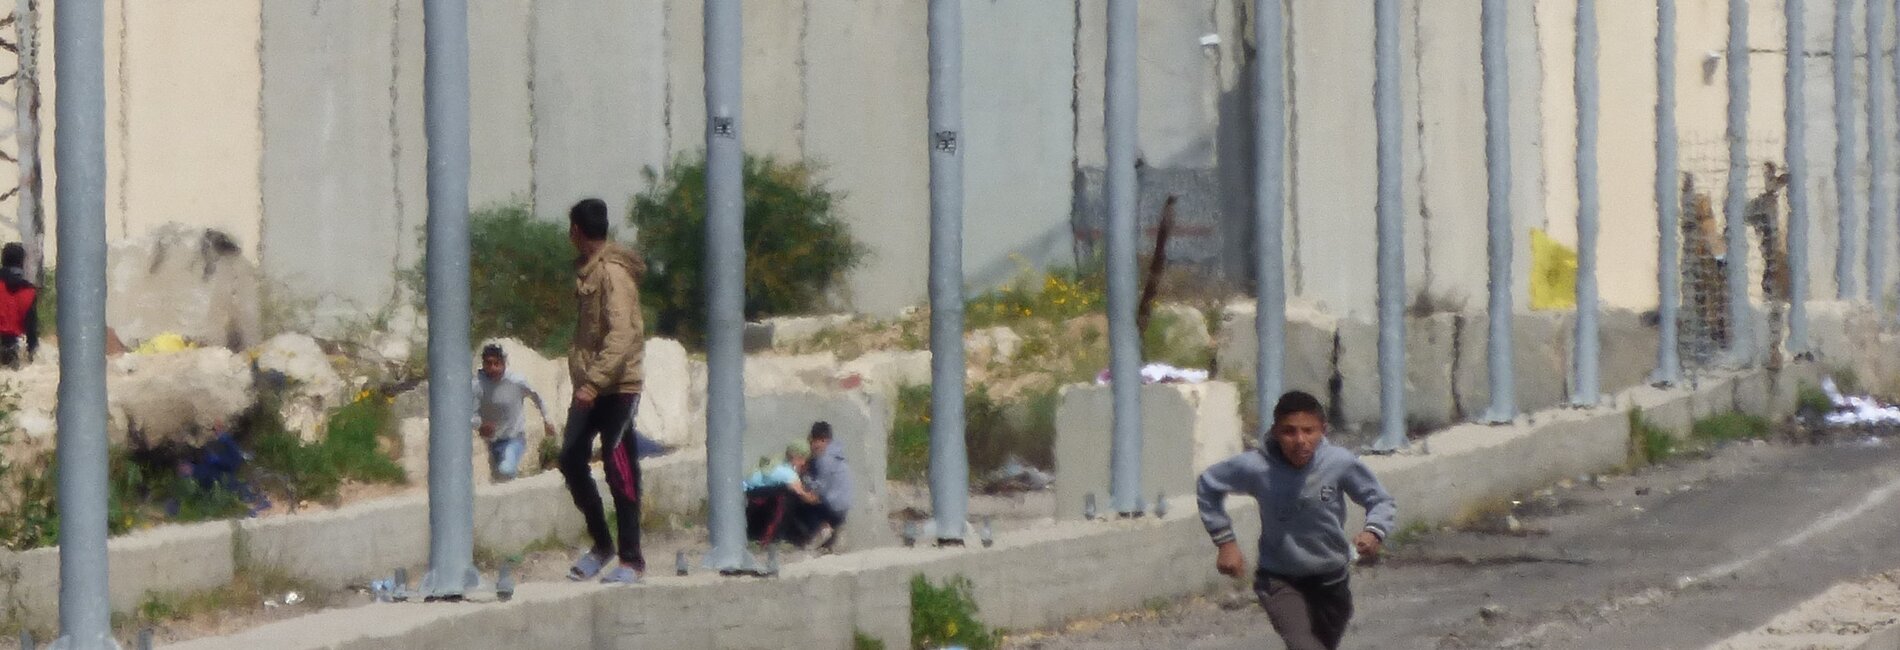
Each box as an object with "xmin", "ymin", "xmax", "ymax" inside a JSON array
[{"xmin": 1197, "ymin": 390, "xmax": 1397, "ymax": 650}]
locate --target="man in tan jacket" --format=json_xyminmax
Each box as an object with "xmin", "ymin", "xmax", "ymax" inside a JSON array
[{"xmin": 561, "ymin": 198, "xmax": 649, "ymax": 584}]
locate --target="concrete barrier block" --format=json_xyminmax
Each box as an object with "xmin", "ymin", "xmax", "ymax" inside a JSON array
[
  {"xmin": 1599, "ymin": 308, "xmax": 1661, "ymax": 394},
  {"xmin": 1625, "ymin": 384, "xmax": 1694, "ymax": 439},
  {"xmin": 744, "ymin": 389, "xmax": 894, "ymax": 549},
  {"xmin": 472, "ymin": 473, "xmax": 585, "ymax": 552},
  {"xmin": 1054, "ymin": 381, "xmax": 1243, "ymax": 520},
  {"xmin": 1457, "ymin": 312, "xmax": 1573, "ymax": 417},
  {"xmin": 744, "ymin": 352, "xmax": 839, "ymax": 394},
  {"xmin": 1213, "ymin": 301, "xmax": 1337, "ymax": 398},
  {"xmin": 1335, "ymin": 317, "xmax": 1379, "ymax": 432},
  {"xmin": 1406, "ymin": 313, "xmax": 1459, "ymax": 429},
  {"xmin": 1688, "ymin": 376, "xmax": 1738, "ymax": 422}
]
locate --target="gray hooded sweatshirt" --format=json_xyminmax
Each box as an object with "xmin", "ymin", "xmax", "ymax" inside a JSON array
[{"xmin": 1197, "ymin": 439, "xmax": 1397, "ymax": 579}]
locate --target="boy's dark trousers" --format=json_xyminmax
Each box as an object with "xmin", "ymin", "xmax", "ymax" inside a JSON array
[
  {"xmin": 558, "ymin": 393, "xmax": 644, "ymax": 572},
  {"xmin": 1254, "ymin": 569, "xmax": 1353, "ymax": 650}
]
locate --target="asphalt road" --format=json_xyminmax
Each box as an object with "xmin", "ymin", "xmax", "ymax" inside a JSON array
[{"xmin": 1007, "ymin": 425, "xmax": 1900, "ymax": 649}]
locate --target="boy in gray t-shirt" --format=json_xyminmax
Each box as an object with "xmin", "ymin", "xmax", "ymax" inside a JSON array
[{"xmin": 472, "ymin": 344, "xmax": 556, "ymax": 481}]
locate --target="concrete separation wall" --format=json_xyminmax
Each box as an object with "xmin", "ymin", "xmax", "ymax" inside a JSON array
[{"xmin": 167, "ymin": 363, "xmax": 1820, "ymax": 650}]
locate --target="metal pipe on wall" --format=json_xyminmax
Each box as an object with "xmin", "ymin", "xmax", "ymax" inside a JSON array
[
  {"xmin": 703, "ymin": 0, "xmax": 749, "ymax": 570},
  {"xmin": 1723, "ymin": 0, "xmax": 1753, "ymax": 364},
  {"xmin": 1838, "ymin": 0, "xmax": 1861, "ymax": 300},
  {"xmin": 1655, "ymin": 0, "xmax": 1684, "ymax": 386},
  {"xmin": 420, "ymin": 0, "xmax": 475, "ymax": 599},
  {"xmin": 1788, "ymin": 0, "xmax": 1811, "ymax": 354},
  {"xmin": 1254, "ymin": 0, "xmax": 1288, "ymax": 446},
  {"xmin": 1481, "ymin": 0, "xmax": 1516, "ymax": 423},
  {"xmin": 1105, "ymin": 0, "xmax": 1144, "ymax": 515},
  {"xmin": 1871, "ymin": 0, "xmax": 1890, "ymax": 306},
  {"xmin": 1572, "ymin": 0, "xmax": 1602, "ymax": 406},
  {"xmin": 926, "ymin": 0, "xmax": 969, "ymax": 542},
  {"xmin": 52, "ymin": 0, "xmax": 111, "ymax": 643},
  {"xmin": 1373, "ymin": 0, "xmax": 1407, "ymax": 451}
]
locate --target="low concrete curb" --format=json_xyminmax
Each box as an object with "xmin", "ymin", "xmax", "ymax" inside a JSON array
[
  {"xmin": 162, "ymin": 365, "xmax": 1817, "ymax": 649},
  {"xmin": 0, "ymin": 451, "xmax": 710, "ymax": 631}
]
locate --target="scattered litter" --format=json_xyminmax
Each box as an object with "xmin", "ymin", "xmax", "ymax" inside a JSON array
[
  {"xmin": 1094, "ymin": 363, "xmax": 1210, "ymax": 386},
  {"xmin": 1479, "ymin": 604, "xmax": 1506, "ymax": 622},
  {"xmin": 263, "ymin": 599, "xmax": 280, "ymax": 609},
  {"xmin": 1632, "ymin": 506, "xmax": 1645, "ymax": 513},
  {"xmin": 1861, "ymin": 437, "xmax": 1888, "ymax": 448},
  {"xmin": 284, "ymin": 591, "xmax": 304, "ymax": 606},
  {"xmin": 1635, "ymin": 487, "xmax": 1651, "ymax": 496},
  {"xmin": 1505, "ymin": 515, "xmax": 1523, "ymax": 533},
  {"xmin": 981, "ymin": 456, "xmax": 1054, "ymax": 493},
  {"xmin": 1677, "ymin": 484, "xmax": 1692, "ymax": 493},
  {"xmin": 1821, "ymin": 378, "xmax": 1900, "ymax": 426}
]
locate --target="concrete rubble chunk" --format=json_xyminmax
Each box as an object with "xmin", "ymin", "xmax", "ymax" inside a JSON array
[
  {"xmin": 966, "ymin": 326, "xmax": 1024, "ymax": 364},
  {"xmin": 255, "ymin": 333, "xmax": 347, "ymax": 442},
  {"xmin": 106, "ymin": 224, "xmax": 263, "ymax": 351},
  {"xmin": 111, "ymin": 347, "xmax": 256, "ymax": 448},
  {"xmin": 636, "ymin": 338, "xmax": 695, "ymax": 449}
]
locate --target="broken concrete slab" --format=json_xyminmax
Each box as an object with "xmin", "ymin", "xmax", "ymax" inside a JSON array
[
  {"xmin": 1054, "ymin": 381, "xmax": 1243, "ymax": 520},
  {"xmin": 106, "ymin": 224, "xmax": 263, "ymax": 351}
]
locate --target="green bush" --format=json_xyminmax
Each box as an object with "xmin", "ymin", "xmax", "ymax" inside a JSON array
[
  {"xmin": 910, "ymin": 574, "xmax": 999, "ymax": 650},
  {"xmin": 409, "ymin": 201, "xmax": 577, "ymax": 355},
  {"xmin": 631, "ymin": 153, "xmax": 865, "ymax": 346},
  {"xmin": 852, "ymin": 630, "xmax": 887, "ymax": 650}
]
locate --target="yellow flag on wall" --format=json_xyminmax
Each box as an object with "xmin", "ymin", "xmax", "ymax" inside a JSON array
[{"xmin": 1529, "ymin": 228, "xmax": 1577, "ymax": 310}]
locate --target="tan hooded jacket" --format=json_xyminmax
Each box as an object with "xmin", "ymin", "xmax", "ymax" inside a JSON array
[{"xmin": 569, "ymin": 242, "xmax": 647, "ymax": 396}]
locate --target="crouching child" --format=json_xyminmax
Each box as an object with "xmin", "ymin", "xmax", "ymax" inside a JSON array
[{"xmin": 1196, "ymin": 390, "xmax": 1398, "ymax": 650}]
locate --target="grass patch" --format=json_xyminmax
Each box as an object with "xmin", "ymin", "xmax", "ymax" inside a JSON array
[
  {"xmin": 249, "ymin": 390, "xmax": 406, "ymax": 506},
  {"xmin": 1383, "ymin": 521, "xmax": 1433, "ymax": 551},
  {"xmin": 910, "ymin": 574, "xmax": 999, "ymax": 650},
  {"xmin": 853, "ymin": 630, "xmax": 888, "ymax": 650},
  {"xmin": 1690, "ymin": 412, "xmax": 1772, "ymax": 444},
  {"xmin": 1628, "ymin": 409, "xmax": 1678, "ymax": 466},
  {"xmin": 1795, "ymin": 382, "xmax": 1833, "ymax": 418},
  {"xmin": 889, "ymin": 385, "xmax": 931, "ymax": 483}
]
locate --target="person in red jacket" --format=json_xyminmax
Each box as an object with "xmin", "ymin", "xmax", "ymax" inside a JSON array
[{"xmin": 0, "ymin": 243, "xmax": 38, "ymax": 368}]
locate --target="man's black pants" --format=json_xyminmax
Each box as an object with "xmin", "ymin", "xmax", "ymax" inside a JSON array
[
  {"xmin": 1254, "ymin": 569, "xmax": 1353, "ymax": 650},
  {"xmin": 559, "ymin": 393, "xmax": 644, "ymax": 572}
]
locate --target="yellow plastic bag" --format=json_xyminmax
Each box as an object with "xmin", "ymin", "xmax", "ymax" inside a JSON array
[
  {"xmin": 133, "ymin": 332, "xmax": 194, "ymax": 355},
  {"xmin": 1529, "ymin": 228, "xmax": 1577, "ymax": 311}
]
